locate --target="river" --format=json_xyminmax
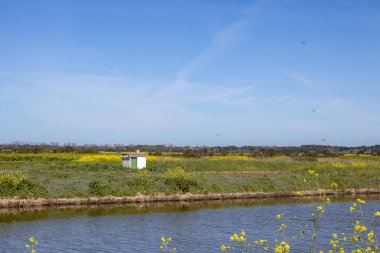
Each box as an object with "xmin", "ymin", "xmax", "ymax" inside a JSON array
[{"xmin": 0, "ymin": 196, "xmax": 379, "ymax": 252}]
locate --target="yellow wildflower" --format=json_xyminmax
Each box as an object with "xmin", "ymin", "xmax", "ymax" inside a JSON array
[
  {"xmin": 316, "ymin": 205, "xmax": 324, "ymax": 212},
  {"xmin": 354, "ymin": 225, "xmax": 367, "ymax": 232},
  {"xmin": 333, "ymin": 162, "xmax": 345, "ymax": 169},
  {"xmin": 278, "ymin": 223, "xmax": 287, "ymax": 232},
  {"xmin": 230, "ymin": 233, "xmax": 239, "ymax": 241},
  {"xmin": 356, "ymin": 198, "xmax": 366, "ymax": 204}
]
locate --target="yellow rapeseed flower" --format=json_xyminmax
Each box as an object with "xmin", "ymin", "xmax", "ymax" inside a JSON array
[
  {"xmin": 367, "ymin": 231, "xmax": 374, "ymax": 242},
  {"xmin": 275, "ymin": 244, "xmax": 283, "ymax": 253},
  {"xmin": 333, "ymin": 162, "xmax": 345, "ymax": 169},
  {"xmin": 316, "ymin": 205, "xmax": 324, "ymax": 212},
  {"xmin": 354, "ymin": 225, "xmax": 367, "ymax": 232},
  {"xmin": 278, "ymin": 223, "xmax": 287, "ymax": 232},
  {"xmin": 230, "ymin": 233, "xmax": 239, "ymax": 241},
  {"xmin": 356, "ymin": 198, "xmax": 366, "ymax": 204},
  {"xmin": 352, "ymin": 161, "xmax": 367, "ymax": 169}
]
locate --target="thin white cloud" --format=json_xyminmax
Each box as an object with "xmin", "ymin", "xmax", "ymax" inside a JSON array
[
  {"xmin": 1, "ymin": 71, "xmax": 379, "ymax": 145},
  {"xmin": 176, "ymin": 20, "xmax": 249, "ymax": 82},
  {"xmin": 156, "ymin": 79, "xmax": 256, "ymax": 107},
  {"xmin": 171, "ymin": 18, "xmax": 258, "ymax": 107},
  {"xmin": 282, "ymin": 71, "xmax": 329, "ymax": 94}
]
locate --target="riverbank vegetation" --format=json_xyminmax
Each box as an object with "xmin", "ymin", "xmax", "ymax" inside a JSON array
[{"xmin": 0, "ymin": 152, "xmax": 379, "ymax": 199}]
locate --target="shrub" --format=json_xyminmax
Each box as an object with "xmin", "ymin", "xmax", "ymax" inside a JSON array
[
  {"xmin": 164, "ymin": 167, "xmax": 199, "ymax": 193},
  {"xmin": 88, "ymin": 180, "xmax": 108, "ymax": 196},
  {"xmin": 130, "ymin": 170, "xmax": 156, "ymax": 194},
  {"xmin": 0, "ymin": 171, "xmax": 47, "ymax": 197}
]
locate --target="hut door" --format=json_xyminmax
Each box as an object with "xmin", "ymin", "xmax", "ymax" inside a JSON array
[{"xmin": 131, "ymin": 157, "xmax": 138, "ymax": 168}]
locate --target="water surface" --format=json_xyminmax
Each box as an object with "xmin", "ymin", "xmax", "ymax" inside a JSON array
[{"xmin": 0, "ymin": 196, "xmax": 379, "ymax": 252}]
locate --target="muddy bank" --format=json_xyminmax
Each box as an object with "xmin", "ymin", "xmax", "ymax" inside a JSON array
[{"xmin": 1, "ymin": 188, "xmax": 380, "ymax": 209}]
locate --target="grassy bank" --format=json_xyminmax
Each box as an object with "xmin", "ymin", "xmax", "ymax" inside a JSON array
[{"xmin": 0, "ymin": 153, "xmax": 379, "ymax": 199}]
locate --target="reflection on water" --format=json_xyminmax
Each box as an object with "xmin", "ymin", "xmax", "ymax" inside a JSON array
[
  {"xmin": 0, "ymin": 195, "xmax": 379, "ymax": 252},
  {"xmin": 0, "ymin": 197, "xmax": 320, "ymax": 223}
]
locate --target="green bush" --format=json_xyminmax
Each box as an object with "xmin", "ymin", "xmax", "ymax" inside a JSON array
[
  {"xmin": 0, "ymin": 171, "xmax": 47, "ymax": 197},
  {"xmin": 164, "ymin": 167, "xmax": 199, "ymax": 193},
  {"xmin": 133, "ymin": 170, "xmax": 156, "ymax": 192},
  {"xmin": 88, "ymin": 180, "xmax": 108, "ymax": 196}
]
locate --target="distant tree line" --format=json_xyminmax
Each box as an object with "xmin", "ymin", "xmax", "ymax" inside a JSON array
[{"xmin": 1, "ymin": 142, "xmax": 380, "ymax": 156}]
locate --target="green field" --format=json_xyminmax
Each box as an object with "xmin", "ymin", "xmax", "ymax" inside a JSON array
[{"xmin": 0, "ymin": 153, "xmax": 379, "ymax": 198}]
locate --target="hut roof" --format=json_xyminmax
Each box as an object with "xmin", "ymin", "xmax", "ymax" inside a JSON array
[{"xmin": 122, "ymin": 153, "xmax": 146, "ymax": 157}]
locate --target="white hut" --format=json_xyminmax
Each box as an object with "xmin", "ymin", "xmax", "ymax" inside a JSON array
[{"xmin": 122, "ymin": 153, "xmax": 146, "ymax": 169}]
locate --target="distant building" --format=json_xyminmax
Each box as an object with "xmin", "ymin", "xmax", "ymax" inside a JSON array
[{"xmin": 122, "ymin": 152, "xmax": 146, "ymax": 169}]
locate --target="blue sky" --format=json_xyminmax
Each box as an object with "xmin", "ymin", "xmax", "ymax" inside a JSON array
[{"xmin": 1, "ymin": 0, "xmax": 380, "ymax": 146}]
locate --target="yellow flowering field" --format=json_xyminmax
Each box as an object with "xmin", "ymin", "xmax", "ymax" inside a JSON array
[{"xmin": 75, "ymin": 153, "xmax": 120, "ymax": 162}]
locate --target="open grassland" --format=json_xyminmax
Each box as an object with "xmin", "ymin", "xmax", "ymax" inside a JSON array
[{"xmin": 0, "ymin": 152, "xmax": 379, "ymax": 199}]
